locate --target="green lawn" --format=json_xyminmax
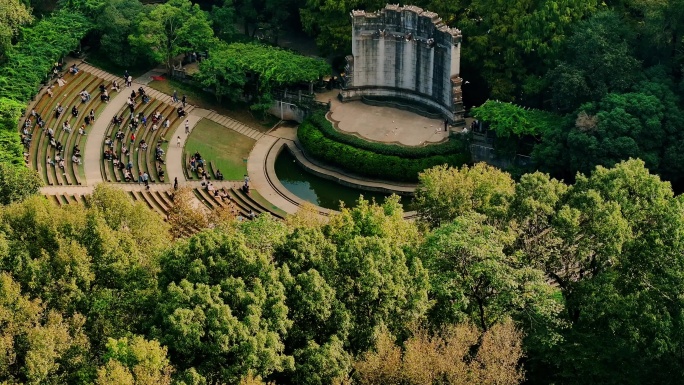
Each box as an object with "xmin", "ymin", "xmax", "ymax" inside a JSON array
[
  {"xmin": 184, "ymin": 118, "xmax": 255, "ymax": 180},
  {"xmin": 147, "ymin": 78, "xmax": 279, "ymax": 133}
]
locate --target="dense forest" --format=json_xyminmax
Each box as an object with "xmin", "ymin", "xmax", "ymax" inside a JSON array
[
  {"xmin": 2, "ymin": 160, "xmax": 684, "ymax": 384},
  {"xmin": 2, "ymin": 0, "xmax": 684, "ymax": 384}
]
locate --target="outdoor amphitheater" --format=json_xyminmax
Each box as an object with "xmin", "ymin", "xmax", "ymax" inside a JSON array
[{"xmin": 26, "ymin": 63, "xmax": 284, "ymax": 220}]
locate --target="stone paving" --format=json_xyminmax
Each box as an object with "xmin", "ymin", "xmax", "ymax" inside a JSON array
[{"xmin": 318, "ymin": 90, "xmax": 450, "ymax": 146}]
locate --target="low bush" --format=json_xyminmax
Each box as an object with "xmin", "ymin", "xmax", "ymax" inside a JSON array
[
  {"xmin": 298, "ymin": 119, "xmax": 470, "ymax": 182},
  {"xmin": 308, "ymin": 110, "xmax": 469, "ymax": 159}
]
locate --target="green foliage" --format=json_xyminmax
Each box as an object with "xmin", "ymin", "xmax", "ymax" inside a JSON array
[
  {"xmin": 0, "ymin": 163, "xmax": 42, "ymax": 205},
  {"xmin": 97, "ymin": 0, "xmax": 148, "ymax": 68},
  {"xmin": 129, "ymin": 0, "xmax": 214, "ymax": 71},
  {"xmin": 471, "ymin": 100, "xmax": 561, "ymax": 138},
  {"xmin": 0, "ymin": 10, "xmax": 91, "ymax": 101},
  {"xmin": 156, "ymin": 229, "xmax": 294, "ymax": 383},
  {"xmin": 0, "ymin": 0, "xmax": 33, "ymax": 59},
  {"xmin": 307, "ymin": 110, "xmax": 470, "ymax": 158},
  {"xmin": 298, "ymin": 118, "xmax": 470, "ymax": 182}
]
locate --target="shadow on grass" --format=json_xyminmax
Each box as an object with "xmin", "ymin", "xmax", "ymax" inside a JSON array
[{"xmin": 147, "ymin": 78, "xmax": 279, "ymax": 133}]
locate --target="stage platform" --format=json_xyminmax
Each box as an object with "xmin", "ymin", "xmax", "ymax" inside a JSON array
[{"xmin": 316, "ymin": 91, "xmax": 452, "ymax": 147}]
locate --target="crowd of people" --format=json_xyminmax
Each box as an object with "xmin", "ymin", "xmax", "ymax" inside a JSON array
[{"xmin": 104, "ymin": 76, "xmax": 174, "ymax": 188}]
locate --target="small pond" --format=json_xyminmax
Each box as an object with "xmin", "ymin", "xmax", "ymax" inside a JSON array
[{"xmin": 274, "ymin": 150, "xmax": 413, "ymax": 210}]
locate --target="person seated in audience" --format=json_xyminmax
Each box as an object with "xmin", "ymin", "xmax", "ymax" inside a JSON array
[
  {"xmin": 101, "ymin": 90, "xmax": 109, "ymax": 102},
  {"xmin": 127, "ymin": 161, "xmax": 133, "ymax": 171},
  {"xmin": 63, "ymin": 121, "xmax": 71, "ymax": 133},
  {"xmin": 58, "ymin": 158, "xmax": 65, "ymax": 170},
  {"xmin": 111, "ymin": 80, "xmax": 120, "ymax": 93},
  {"xmin": 57, "ymin": 75, "xmax": 67, "ymax": 87},
  {"xmin": 139, "ymin": 140, "xmax": 148, "ymax": 151},
  {"xmin": 89, "ymin": 109, "xmax": 95, "ymax": 122},
  {"xmin": 248, "ymin": 209, "xmax": 256, "ymax": 220},
  {"xmin": 124, "ymin": 169, "xmax": 132, "ymax": 182},
  {"xmin": 21, "ymin": 135, "xmax": 31, "ymax": 147},
  {"xmin": 152, "ymin": 111, "xmax": 161, "ymax": 123},
  {"xmin": 84, "ymin": 115, "xmax": 91, "ymax": 125},
  {"xmin": 164, "ymin": 118, "xmax": 170, "ymax": 129},
  {"xmin": 138, "ymin": 86, "xmax": 146, "ymax": 96},
  {"xmin": 71, "ymin": 105, "xmax": 78, "ymax": 117},
  {"xmin": 122, "ymin": 144, "xmax": 129, "ymax": 157},
  {"xmin": 177, "ymin": 106, "xmax": 186, "ymax": 117},
  {"xmin": 117, "ymin": 159, "xmax": 125, "ymax": 170},
  {"xmin": 207, "ymin": 182, "xmax": 215, "ymax": 192},
  {"xmin": 78, "ymin": 125, "xmax": 86, "ymax": 135},
  {"xmin": 104, "ymin": 150, "xmax": 112, "ymax": 161},
  {"xmin": 54, "ymin": 104, "xmax": 63, "ymax": 118},
  {"xmin": 104, "ymin": 137, "xmax": 112, "ymax": 148},
  {"xmin": 156, "ymin": 152, "xmax": 165, "ymax": 164},
  {"xmin": 131, "ymin": 90, "xmax": 137, "ymax": 99},
  {"xmin": 113, "ymin": 157, "xmax": 119, "ymax": 167},
  {"xmin": 155, "ymin": 145, "xmax": 164, "ymax": 156},
  {"xmin": 194, "ymin": 151, "xmax": 202, "ymax": 161},
  {"xmin": 80, "ymin": 90, "xmax": 89, "ymax": 103},
  {"xmin": 157, "ymin": 166, "xmax": 165, "ymax": 182},
  {"xmin": 46, "ymin": 86, "xmax": 53, "ymax": 97},
  {"xmin": 49, "ymin": 137, "xmax": 56, "ymax": 148},
  {"xmin": 72, "ymin": 154, "xmax": 81, "ymax": 165},
  {"xmin": 73, "ymin": 143, "xmax": 81, "ymax": 154},
  {"xmin": 37, "ymin": 116, "xmax": 45, "ymax": 128},
  {"xmin": 47, "ymin": 156, "xmax": 55, "ymax": 167},
  {"xmin": 69, "ymin": 64, "xmax": 79, "ymax": 74},
  {"xmin": 99, "ymin": 84, "xmax": 106, "ymax": 93},
  {"xmin": 190, "ymin": 157, "xmax": 196, "ymax": 172},
  {"xmin": 115, "ymin": 129, "xmax": 124, "ymax": 141},
  {"xmin": 215, "ymin": 169, "xmax": 224, "ymax": 180},
  {"xmin": 55, "ymin": 141, "xmax": 63, "ymax": 154}
]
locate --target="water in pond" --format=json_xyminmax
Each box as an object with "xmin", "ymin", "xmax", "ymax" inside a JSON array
[{"xmin": 274, "ymin": 150, "xmax": 413, "ymax": 210}]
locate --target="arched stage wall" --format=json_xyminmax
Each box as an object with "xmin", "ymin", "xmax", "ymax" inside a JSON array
[{"xmin": 340, "ymin": 4, "xmax": 465, "ymax": 125}]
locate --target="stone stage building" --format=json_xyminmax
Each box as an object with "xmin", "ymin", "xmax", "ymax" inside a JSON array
[{"xmin": 340, "ymin": 5, "xmax": 465, "ymax": 125}]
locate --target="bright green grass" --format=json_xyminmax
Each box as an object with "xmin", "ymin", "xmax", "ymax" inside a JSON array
[{"xmin": 184, "ymin": 118, "xmax": 255, "ymax": 180}]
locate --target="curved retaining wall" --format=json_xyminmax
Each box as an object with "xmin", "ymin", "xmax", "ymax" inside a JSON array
[{"xmin": 263, "ymin": 138, "xmax": 417, "ymax": 218}]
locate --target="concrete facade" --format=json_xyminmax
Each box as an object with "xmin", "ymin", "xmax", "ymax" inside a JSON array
[{"xmin": 340, "ymin": 5, "xmax": 465, "ymax": 125}]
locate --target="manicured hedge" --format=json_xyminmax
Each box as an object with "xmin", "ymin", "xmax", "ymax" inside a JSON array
[
  {"xmin": 308, "ymin": 110, "xmax": 469, "ymax": 159},
  {"xmin": 298, "ymin": 119, "xmax": 470, "ymax": 182}
]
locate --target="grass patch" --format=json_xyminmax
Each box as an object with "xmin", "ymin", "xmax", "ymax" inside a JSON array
[
  {"xmin": 184, "ymin": 118, "xmax": 255, "ymax": 180},
  {"xmin": 147, "ymin": 78, "xmax": 279, "ymax": 133}
]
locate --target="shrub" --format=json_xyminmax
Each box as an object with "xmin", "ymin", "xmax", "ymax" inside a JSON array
[
  {"xmin": 298, "ymin": 119, "xmax": 470, "ymax": 182},
  {"xmin": 308, "ymin": 110, "xmax": 469, "ymax": 159}
]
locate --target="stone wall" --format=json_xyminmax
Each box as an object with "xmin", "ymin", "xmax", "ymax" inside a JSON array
[{"xmin": 340, "ymin": 5, "xmax": 464, "ymax": 125}]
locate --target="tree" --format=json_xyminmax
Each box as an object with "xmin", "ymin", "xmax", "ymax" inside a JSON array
[
  {"xmin": 210, "ymin": 0, "xmax": 237, "ymax": 41},
  {"xmin": 471, "ymin": 100, "xmax": 561, "ymax": 138},
  {"xmin": 421, "ymin": 213, "xmax": 560, "ymax": 331},
  {"xmin": 354, "ymin": 320, "xmax": 525, "ymax": 385},
  {"xmin": 97, "ymin": 336, "xmax": 174, "ymax": 385},
  {"xmin": 456, "ymin": 0, "xmax": 599, "ymax": 101},
  {"xmin": 0, "ymin": 0, "xmax": 33, "ymax": 59},
  {"xmin": 155, "ymin": 229, "xmax": 294, "ymax": 383},
  {"xmin": 0, "ymin": 162, "xmax": 42, "ymax": 204},
  {"xmin": 97, "ymin": 0, "xmax": 148, "ymax": 67},
  {"xmin": 415, "ymin": 163, "xmax": 515, "ymax": 228},
  {"xmin": 546, "ymin": 11, "xmax": 640, "ymax": 113},
  {"xmin": 129, "ymin": 0, "xmax": 214, "ymax": 72}
]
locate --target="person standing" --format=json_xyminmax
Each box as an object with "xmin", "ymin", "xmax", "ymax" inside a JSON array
[
  {"xmin": 174, "ymin": 177, "xmax": 178, "ymax": 190},
  {"xmin": 177, "ymin": 136, "xmax": 181, "ymax": 147},
  {"xmin": 181, "ymin": 94, "xmax": 187, "ymax": 107},
  {"xmin": 185, "ymin": 120, "xmax": 190, "ymax": 134},
  {"xmin": 172, "ymin": 90, "xmax": 178, "ymax": 103}
]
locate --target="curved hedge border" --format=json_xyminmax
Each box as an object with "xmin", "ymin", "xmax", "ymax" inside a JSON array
[
  {"xmin": 310, "ymin": 111, "xmax": 469, "ymax": 159},
  {"xmin": 298, "ymin": 118, "xmax": 470, "ymax": 182}
]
